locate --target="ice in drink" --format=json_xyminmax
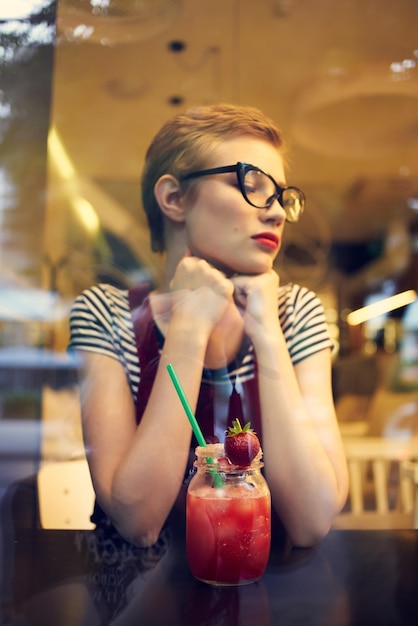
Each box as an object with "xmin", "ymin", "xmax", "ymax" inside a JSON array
[{"xmin": 186, "ymin": 443, "xmax": 271, "ymax": 586}]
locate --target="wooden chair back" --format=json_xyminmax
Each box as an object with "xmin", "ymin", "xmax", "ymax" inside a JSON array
[{"xmin": 333, "ymin": 436, "xmax": 418, "ymax": 529}]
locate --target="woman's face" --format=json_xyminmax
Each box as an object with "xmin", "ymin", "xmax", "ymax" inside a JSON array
[{"xmin": 183, "ymin": 136, "xmax": 287, "ymax": 276}]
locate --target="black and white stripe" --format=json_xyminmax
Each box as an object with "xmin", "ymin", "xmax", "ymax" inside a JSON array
[
  {"xmin": 69, "ymin": 282, "xmax": 332, "ymax": 401},
  {"xmin": 69, "ymin": 284, "xmax": 140, "ymax": 397}
]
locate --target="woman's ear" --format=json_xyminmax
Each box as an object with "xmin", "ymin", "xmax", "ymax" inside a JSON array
[{"xmin": 154, "ymin": 175, "xmax": 185, "ymax": 223}]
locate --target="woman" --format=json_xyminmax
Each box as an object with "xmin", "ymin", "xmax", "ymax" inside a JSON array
[{"xmin": 69, "ymin": 103, "xmax": 348, "ymax": 548}]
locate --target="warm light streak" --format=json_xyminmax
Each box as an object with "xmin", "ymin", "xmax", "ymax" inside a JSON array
[
  {"xmin": 72, "ymin": 197, "xmax": 100, "ymax": 236},
  {"xmin": 48, "ymin": 126, "xmax": 100, "ymax": 237},
  {"xmin": 48, "ymin": 126, "xmax": 75, "ymax": 180},
  {"xmin": 347, "ymin": 290, "xmax": 417, "ymax": 326}
]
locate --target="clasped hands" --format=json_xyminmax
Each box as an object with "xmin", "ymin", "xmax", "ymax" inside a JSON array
[{"xmin": 168, "ymin": 253, "xmax": 280, "ymax": 340}]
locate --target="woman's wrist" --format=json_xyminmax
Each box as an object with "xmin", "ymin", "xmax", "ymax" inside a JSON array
[{"xmin": 165, "ymin": 312, "xmax": 212, "ymax": 353}]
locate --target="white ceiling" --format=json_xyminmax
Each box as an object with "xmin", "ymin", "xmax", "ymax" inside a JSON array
[{"xmin": 51, "ymin": 0, "xmax": 418, "ymax": 270}]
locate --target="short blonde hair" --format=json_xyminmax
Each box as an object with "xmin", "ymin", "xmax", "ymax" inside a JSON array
[{"xmin": 141, "ymin": 103, "xmax": 283, "ymax": 252}]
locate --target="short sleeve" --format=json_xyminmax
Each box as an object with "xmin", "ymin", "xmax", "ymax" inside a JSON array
[
  {"xmin": 279, "ymin": 284, "xmax": 333, "ymax": 365},
  {"xmin": 68, "ymin": 284, "xmax": 140, "ymax": 397}
]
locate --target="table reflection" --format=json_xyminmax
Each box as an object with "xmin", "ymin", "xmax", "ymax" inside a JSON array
[{"xmin": 1, "ymin": 492, "xmax": 418, "ymax": 625}]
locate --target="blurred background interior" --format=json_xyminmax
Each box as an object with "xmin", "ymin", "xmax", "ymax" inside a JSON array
[{"xmin": 1, "ymin": 0, "xmax": 418, "ymax": 529}]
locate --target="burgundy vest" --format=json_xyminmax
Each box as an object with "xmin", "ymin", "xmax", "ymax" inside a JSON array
[
  {"xmin": 91, "ymin": 285, "xmax": 263, "ymax": 527},
  {"xmin": 128, "ymin": 285, "xmax": 263, "ymax": 450}
]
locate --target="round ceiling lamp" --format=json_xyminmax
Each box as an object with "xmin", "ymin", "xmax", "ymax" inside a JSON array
[
  {"xmin": 57, "ymin": 0, "xmax": 181, "ymax": 45},
  {"xmin": 291, "ymin": 63, "xmax": 418, "ymax": 158}
]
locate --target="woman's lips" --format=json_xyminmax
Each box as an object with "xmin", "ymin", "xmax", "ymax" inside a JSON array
[{"xmin": 251, "ymin": 232, "xmax": 280, "ymax": 250}]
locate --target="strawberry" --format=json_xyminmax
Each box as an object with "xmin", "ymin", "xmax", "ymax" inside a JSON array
[
  {"xmin": 217, "ymin": 456, "xmax": 232, "ymax": 471},
  {"xmin": 224, "ymin": 419, "xmax": 261, "ymax": 467}
]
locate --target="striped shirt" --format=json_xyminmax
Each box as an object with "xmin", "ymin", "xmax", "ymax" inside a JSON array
[{"xmin": 68, "ymin": 282, "xmax": 333, "ymax": 403}]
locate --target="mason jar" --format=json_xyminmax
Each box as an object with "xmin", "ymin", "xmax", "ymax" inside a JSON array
[{"xmin": 186, "ymin": 443, "xmax": 271, "ymax": 586}]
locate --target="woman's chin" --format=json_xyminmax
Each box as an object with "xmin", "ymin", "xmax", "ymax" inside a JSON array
[
  {"xmin": 192, "ymin": 251, "xmax": 274, "ymax": 277},
  {"xmin": 226, "ymin": 260, "xmax": 274, "ymax": 277}
]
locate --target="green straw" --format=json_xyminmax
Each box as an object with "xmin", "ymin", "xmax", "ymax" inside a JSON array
[
  {"xmin": 166, "ymin": 363, "xmax": 223, "ymax": 487},
  {"xmin": 166, "ymin": 363, "xmax": 207, "ymax": 447}
]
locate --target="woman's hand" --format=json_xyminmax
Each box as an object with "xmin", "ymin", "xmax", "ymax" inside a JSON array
[
  {"xmin": 169, "ymin": 254, "xmax": 235, "ymax": 333},
  {"xmin": 231, "ymin": 270, "xmax": 280, "ymax": 340},
  {"xmin": 232, "ymin": 270, "xmax": 348, "ymax": 545}
]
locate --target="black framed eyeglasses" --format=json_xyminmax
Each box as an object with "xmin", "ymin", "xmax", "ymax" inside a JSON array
[{"xmin": 180, "ymin": 162, "xmax": 305, "ymax": 223}]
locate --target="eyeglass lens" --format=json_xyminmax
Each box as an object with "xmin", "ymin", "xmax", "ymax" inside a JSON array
[
  {"xmin": 243, "ymin": 169, "xmax": 274, "ymax": 207},
  {"xmin": 243, "ymin": 168, "xmax": 302, "ymax": 222},
  {"xmin": 282, "ymin": 188, "xmax": 304, "ymax": 223}
]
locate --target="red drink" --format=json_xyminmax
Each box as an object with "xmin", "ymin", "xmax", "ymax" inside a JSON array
[{"xmin": 186, "ymin": 444, "xmax": 271, "ymax": 586}]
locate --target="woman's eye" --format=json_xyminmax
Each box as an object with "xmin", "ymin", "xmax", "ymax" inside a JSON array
[{"xmin": 244, "ymin": 172, "xmax": 264, "ymax": 192}]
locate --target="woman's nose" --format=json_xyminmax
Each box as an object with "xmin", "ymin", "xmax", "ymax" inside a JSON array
[{"xmin": 259, "ymin": 198, "xmax": 287, "ymax": 225}]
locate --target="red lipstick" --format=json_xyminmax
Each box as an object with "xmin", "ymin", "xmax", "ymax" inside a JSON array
[{"xmin": 251, "ymin": 232, "xmax": 280, "ymax": 250}]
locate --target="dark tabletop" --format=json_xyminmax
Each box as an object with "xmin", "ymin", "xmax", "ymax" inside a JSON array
[{"xmin": 1, "ymin": 510, "xmax": 418, "ymax": 626}]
